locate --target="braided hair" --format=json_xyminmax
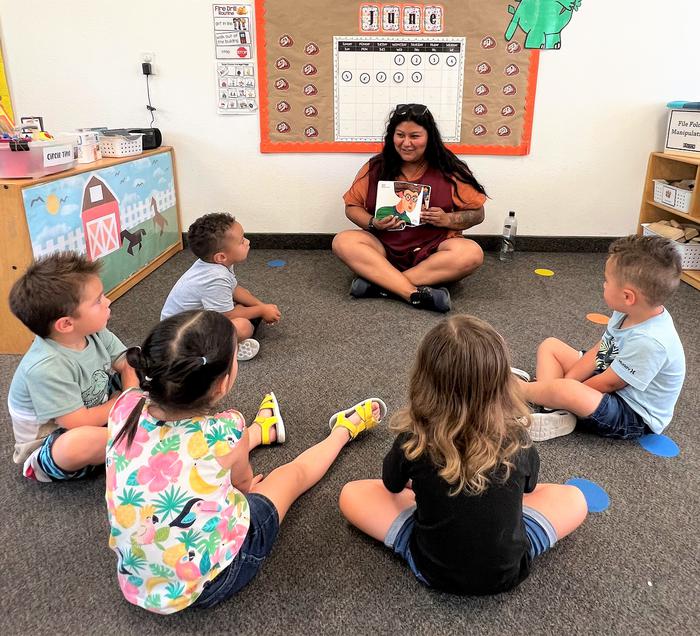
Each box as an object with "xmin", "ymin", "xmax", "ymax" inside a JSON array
[{"xmin": 112, "ymin": 310, "xmax": 237, "ymax": 449}]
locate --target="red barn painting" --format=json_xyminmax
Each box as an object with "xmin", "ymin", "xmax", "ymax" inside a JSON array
[{"xmin": 81, "ymin": 175, "xmax": 121, "ymax": 261}]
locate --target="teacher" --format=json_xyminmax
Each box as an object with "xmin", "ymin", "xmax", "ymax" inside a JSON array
[{"xmin": 333, "ymin": 104, "xmax": 487, "ymax": 313}]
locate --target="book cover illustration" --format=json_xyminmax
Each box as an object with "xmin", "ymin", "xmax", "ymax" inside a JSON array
[{"xmin": 374, "ymin": 181, "xmax": 431, "ymax": 230}]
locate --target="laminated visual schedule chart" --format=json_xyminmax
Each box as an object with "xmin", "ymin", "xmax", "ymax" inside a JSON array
[{"xmin": 213, "ymin": 3, "xmax": 259, "ymax": 114}]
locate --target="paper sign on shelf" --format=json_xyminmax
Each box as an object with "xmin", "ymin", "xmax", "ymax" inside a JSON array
[{"xmin": 42, "ymin": 145, "xmax": 74, "ymax": 167}]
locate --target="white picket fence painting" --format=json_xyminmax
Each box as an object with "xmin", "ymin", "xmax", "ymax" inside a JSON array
[{"xmin": 31, "ymin": 187, "xmax": 176, "ymax": 258}]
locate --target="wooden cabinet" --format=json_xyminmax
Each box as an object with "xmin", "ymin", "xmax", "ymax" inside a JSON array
[
  {"xmin": 638, "ymin": 152, "xmax": 700, "ymax": 291},
  {"xmin": 0, "ymin": 147, "xmax": 183, "ymax": 353}
]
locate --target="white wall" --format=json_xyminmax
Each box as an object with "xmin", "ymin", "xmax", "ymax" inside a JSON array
[{"xmin": 0, "ymin": 1, "xmax": 695, "ymax": 236}]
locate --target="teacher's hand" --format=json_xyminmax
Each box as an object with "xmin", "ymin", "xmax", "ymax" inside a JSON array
[
  {"xmin": 420, "ymin": 207, "xmax": 450, "ymax": 227},
  {"xmin": 373, "ymin": 215, "xmax": 406, "ymax": 231}
]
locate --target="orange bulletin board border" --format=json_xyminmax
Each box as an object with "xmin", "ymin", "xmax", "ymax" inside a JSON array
[{"xmin": 255, "ymin": 0, "xmax": 539, "ymax": 155}]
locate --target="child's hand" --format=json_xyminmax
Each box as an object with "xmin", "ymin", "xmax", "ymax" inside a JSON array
[{"xmin": 261, "ymin": 304, "xmax": 281, "ymax": 324}]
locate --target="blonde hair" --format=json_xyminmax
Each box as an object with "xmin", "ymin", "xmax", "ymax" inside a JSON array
[{"xmin": 391, "ymin": 315, "xmax": 531, "ymax": 495}]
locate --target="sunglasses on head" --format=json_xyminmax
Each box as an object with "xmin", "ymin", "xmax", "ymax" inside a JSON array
[{"xmin": 395, "ymin": 103, "xmax": 429, "ymax": 116}]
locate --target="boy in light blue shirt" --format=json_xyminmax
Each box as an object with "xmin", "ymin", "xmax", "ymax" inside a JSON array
[
  {"xmin": 521, "ymin": 235, "xmax": 685, "ymax": 441},
  {"xmin": 161, "ymin": 213, "xmax": 281, "ymax": 361},
  {"xmin": 7, "ymin": 253, "xmax": 138, "ymax": 481}
]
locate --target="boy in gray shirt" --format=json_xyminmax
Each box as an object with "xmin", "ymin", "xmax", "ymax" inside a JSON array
[
  {"xmin": 7, "ymin": 253, "xmax": 138, "ymax": 482},
  {"xmin": 161, "ymin": 213, "xmax": 281, "ymax": 360}
]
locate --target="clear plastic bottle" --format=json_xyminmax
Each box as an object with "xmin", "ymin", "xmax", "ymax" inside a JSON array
[{"xmin": 499, "ymin": 210, "xmax": 517, "ymax": 262}]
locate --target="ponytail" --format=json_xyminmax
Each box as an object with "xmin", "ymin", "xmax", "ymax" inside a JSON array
[
  {"xmin": 111, "ymin": 346, "xmax": 149, "ymax": 450},
  {"xmin": 111, "ymin": 311, "xmax": 236, "ymax": 451}
]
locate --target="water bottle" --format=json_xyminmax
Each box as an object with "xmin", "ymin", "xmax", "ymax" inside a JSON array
[{"xmin": 499, "ymin": 211, "xmax": 517, "ymax": 262}]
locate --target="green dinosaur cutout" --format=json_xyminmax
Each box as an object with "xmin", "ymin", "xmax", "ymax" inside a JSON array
[{"xmin": 505, "ymin": 0, "xmax": 582, "ymax": 50}]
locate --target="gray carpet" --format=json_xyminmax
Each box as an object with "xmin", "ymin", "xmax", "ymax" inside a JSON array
[{"xmin": 1, "ymin": 247, "xmax": 698, "ymax": 635}]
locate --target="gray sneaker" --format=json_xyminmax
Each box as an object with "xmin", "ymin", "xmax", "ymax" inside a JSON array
[
  {"xmin": 529, "ymin": 410, "xmax": 577, "ymax": 442},
  {"xmin": 409, "ymin": 286, "xmax": 451, "ymax": 313},
  {"xmin": 349, "ymin": 277, "xmax": 389, "ymax": 299},
  {"xmin": 237, "ymin": 338, "xmax": 260, "ymax": 361}
]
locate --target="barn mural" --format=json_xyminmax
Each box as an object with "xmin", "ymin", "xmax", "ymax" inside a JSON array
[{"xmin": 22, "ymin": 153, "xmax": 179, "ymax": 294}]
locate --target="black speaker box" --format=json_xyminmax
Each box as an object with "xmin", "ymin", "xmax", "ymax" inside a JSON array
[{"xmin": 127, "ymin": 128, "xmax": 162, "ymax": 150}]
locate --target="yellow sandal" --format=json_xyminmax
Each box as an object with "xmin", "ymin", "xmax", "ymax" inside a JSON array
[
  {"xmin": 328, "ymin": 398, "xmax": 387, "ymax": 440},
  {"xmin": 253, "ymin": 391, "xmax": 285, "ymax": 444}
]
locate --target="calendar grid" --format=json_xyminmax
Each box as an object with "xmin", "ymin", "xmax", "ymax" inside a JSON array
[{"xmin": 334, "ymin": 36, "xmax": 465, "ymax": 142}]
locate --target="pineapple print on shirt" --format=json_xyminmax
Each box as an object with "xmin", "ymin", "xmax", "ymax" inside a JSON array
[{"xmin": 105, "ymin": 389, "xmax": 250, "ymax": 614}]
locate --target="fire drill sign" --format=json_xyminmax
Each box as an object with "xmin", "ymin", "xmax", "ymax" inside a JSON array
[{"xmin": 214, "ymin": 3, "xmax": 259, "ymax": 114}]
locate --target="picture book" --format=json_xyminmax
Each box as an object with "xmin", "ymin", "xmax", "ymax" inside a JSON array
[{"xmin": 374, "ymin": 180, "xmax": 431, "ymax": 230}]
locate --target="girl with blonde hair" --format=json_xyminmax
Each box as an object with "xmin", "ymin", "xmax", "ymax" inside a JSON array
[{"xmin": 339, "ymin": 315, "xmax": 587, "ymax": 595}]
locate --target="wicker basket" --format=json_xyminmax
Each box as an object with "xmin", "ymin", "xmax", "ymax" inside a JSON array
[{"xmin": 99, "ymin": 134, "xmax": 143, "ymax": 157}]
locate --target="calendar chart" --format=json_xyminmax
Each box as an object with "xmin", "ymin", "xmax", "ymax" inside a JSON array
[{"xmin": 334, "ymin": 37, "xmax": 465, "ymax": 142}]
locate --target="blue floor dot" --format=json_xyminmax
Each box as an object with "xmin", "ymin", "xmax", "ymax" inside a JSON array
[
  {"xmin": 565, "ymin": 478, "xmax": 610, "ymax": 513},
  {"xmin": 639, "ymin": 433, "xmax": 680, "ymax": 458},
  {"xmin": 267, "ymin": 259, "xmax": 286, "ymax": 268}
]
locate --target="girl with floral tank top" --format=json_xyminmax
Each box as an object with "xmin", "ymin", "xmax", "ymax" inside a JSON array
[{"xmin": 106, "ymin": 310, "xmax": 386, "ymax": 614}]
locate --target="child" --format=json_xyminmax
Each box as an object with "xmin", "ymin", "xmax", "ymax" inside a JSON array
[
  {"xmin": 339, "ymin": 315, "xmax": 586, "ymax": 596},
  {"xmin": 523, "ymin": 235, "xmax": 685, "ymax": 441},
  {"xmin": 7, "ymin": 252, "xmax": 137, "ymax": 482},
  {"xmin": 160, "ymin": 213, "xmax": 281, "ymax": 361},
  {"xmin": 106, "ymin": 309, "xmax": 385, "ymax": 614}
]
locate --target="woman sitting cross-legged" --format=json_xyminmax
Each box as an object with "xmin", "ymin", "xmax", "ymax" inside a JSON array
[{"xmin": 333, "ymin": 103, "xmax": 487, "ymax": 313}]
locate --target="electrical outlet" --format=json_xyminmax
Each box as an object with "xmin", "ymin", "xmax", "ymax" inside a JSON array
[{"xmin": 141, "ymin": 51, "xmax": 155, "ymax": 64}]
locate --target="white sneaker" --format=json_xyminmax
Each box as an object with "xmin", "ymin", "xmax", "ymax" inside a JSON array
[
  {"xmin": 511, "ymin": 367, "xmax": 531, "ymax": 382},
  {"xmin": 529, "ymin": 410, "xmax": 576, "ymax": 442},
  {"xmin": 237, "ymin": 338, "xmax": 260, "ymax": 361},
  {"xmin": 23, "ymin": 449, "xmax": 52, "ymax": 482}
]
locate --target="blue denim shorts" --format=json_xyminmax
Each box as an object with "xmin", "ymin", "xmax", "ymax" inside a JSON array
[
  {"xmin": 522, "ymin": 504, "xmax": 558, "ymax": 557},
  {"xmin": 28, "ymin": 428, "xmax": 99, "ymax": 482},
  {"xmin": 385, "ymin": 504, "xmax": 558, "ymax": 585},
  {"xmin": 578, "ymin": 392, "xmax": 647, "ymax": 440},
  {"xmin": 192, "ymin": 493, "xmax": 279, "ymax": 609}
]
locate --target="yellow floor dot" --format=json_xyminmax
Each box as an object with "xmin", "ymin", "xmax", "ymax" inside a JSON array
[{"xmin": 534, "ymin": 268, "xmax": 554, "ymax": 277}]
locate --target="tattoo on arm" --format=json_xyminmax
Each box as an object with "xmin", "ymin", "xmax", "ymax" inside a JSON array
[{"xmin": 450, "ymin": 208, "xmax": 483, "ymax": 230}]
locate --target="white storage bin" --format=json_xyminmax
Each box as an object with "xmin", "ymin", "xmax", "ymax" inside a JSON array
[
  {"xmin": 642, "ymin": 223, "xmax": 700, "ymax": 270},
  {"xmin": 99, "ymin": 133, "xmax": 143, "ymax": 157},
  {"xmin": 653, "ymin": 179, "xmax": 693, "ymax": 213}
]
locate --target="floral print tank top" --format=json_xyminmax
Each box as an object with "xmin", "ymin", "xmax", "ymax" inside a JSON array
[{"xmin": 105, "ymin": 389, "xmax": 250, "ymax": 614}]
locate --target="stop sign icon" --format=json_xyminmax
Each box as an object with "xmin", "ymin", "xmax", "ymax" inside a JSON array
[{"xmin": 237, "ymin": 47, "xmax": 247, "ymax": 58}]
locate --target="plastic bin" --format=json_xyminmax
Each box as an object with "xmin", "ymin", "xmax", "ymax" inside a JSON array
[
  {"xmin": 653, "ymin": 179, "xmax": 693, "ymax": 213},
  {"xmin": 0, "ymin": 138, "xmax": 77, "ymax": 179},
  {"xmin": 642, "ymin": 223, "xmax": 700, "ymax": 269},
  {"xmin": 99, "ymin": 133, "xmax": 143, "ymax": 157}
]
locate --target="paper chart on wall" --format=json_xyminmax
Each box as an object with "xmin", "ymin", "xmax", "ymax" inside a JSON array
[{"xmin": 214, "ymin": 3, "xmax": 259, "ymax": 114}]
